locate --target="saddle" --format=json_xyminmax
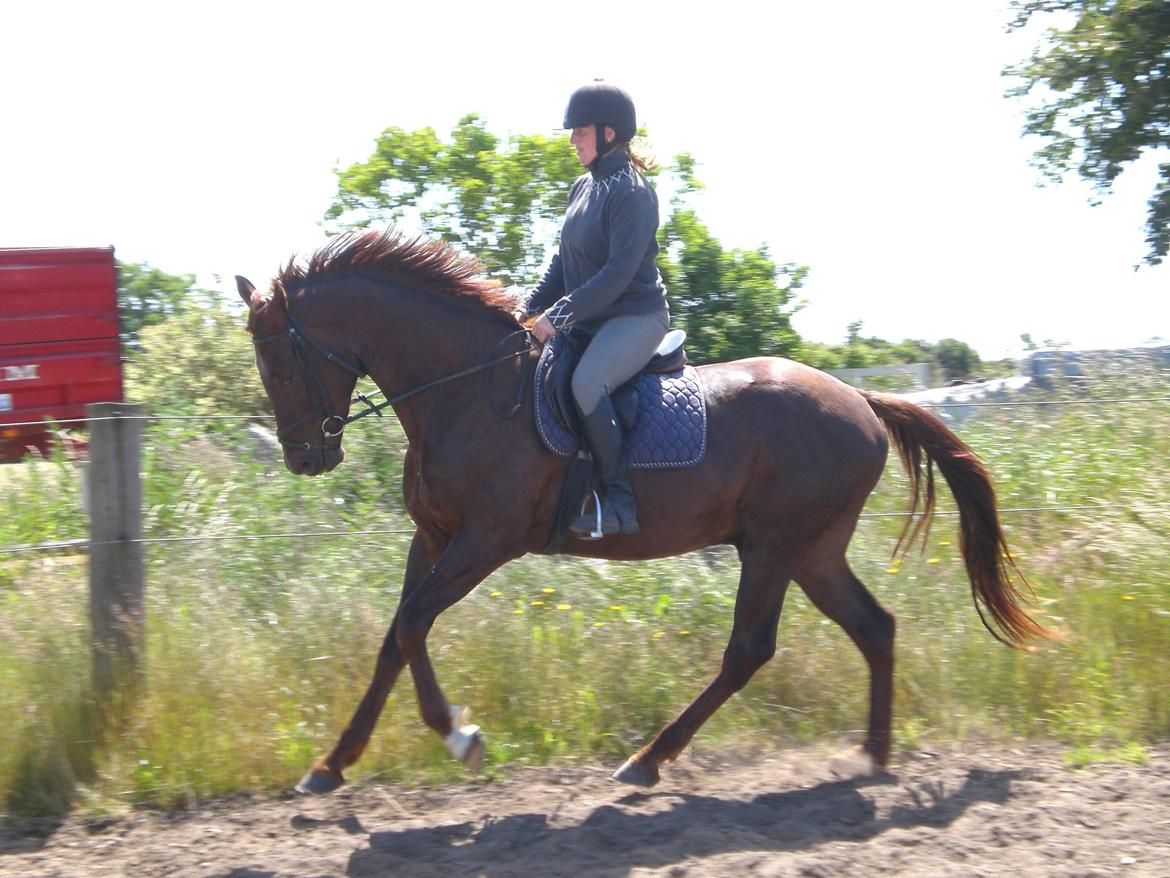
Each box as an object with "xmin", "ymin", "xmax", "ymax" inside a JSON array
[
  {"xmin": 533, "ymin": 329, "xmax": 707, "ymax": 554},
  {"xmin": 543, "ymin": 328, "xmax": 688, "ymax": 438}
]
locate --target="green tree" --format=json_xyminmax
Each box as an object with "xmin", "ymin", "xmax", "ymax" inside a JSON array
[
  {"xmin": 328, "ymin": 124, "xmax": 806, "ymax": 363},
  {"xmin": 843, "ymin": 320, "xmax": 874, "ymax": 368},
  {"xmin": 795, "ymin": 339, "xmax": 843, "ymax": 372},
  {"xmin": 124, "ymin": 304, "xmax": 267, "ymax": 417},
  {"xmin": 662, "ymin": 206, "xmax": 805, "ymax": 364},
  {"xmin": 796, "ymin": 327, "xmax": 999, "ymax": 388},
  {"xmin": 934, "ymin": 337, "xmax": 983, "ymax": 381},
  {"xmin": 117, "ymin": 261, "xmax": 212, "ymax": 350},
  {"xmin": 327, "ymin": 114, "xmax": 582, "ymax": 284},
  {"xmin": 890, "ymin": 338, "xmax": 935, "ymax": 364},
  {"xmin": 835, "ymin": 322, "xmax": 935, "ymax": 370},
  {"xmin": 662, "ymin": 156, "xmax": 805, "ymax": 364},
  {"xmin": 1006, "ymin": 1, "xmax": 1170, "ymax": 264}
]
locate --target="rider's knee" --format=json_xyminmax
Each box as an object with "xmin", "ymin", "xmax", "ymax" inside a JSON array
[{"xmin": 571, "ymin": 369, "xmax": 605, "ymax": 416}]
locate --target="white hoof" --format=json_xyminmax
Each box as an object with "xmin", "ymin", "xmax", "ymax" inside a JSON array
[
  {"xmin": 612, "ymin": 757, "xmax": 659, "ymax": 788},
  {"xmin": 444, "ymin": 704, "xmax": 484, "ymax": 770},
  {"xmin": 462, "ymin": 731, "xmax": 486, "ymax": 772},
  {"xmin": 829, "ymin": 746, "xmax": 877, "ymax": 779}
]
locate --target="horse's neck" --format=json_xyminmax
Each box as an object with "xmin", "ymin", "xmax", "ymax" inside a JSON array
[{"xmin": 334, "ymin": 281, "xmax": 520, "ymax": 442}]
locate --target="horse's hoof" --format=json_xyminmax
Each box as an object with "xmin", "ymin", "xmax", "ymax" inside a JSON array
[
  {"xmin": 612, "ymin": 757, "xmax": 659, "ymax": 788},
  {"xmin": 295, "ymin": 767, "xmax": 345, "ymax": 795},
  {"xmin": 444, "ymin": 704, "xmax": 485, "ymax": 772},
  {"xmin": 463, "ymin": 729, "xmax": 485, "ymax": 773},
  {"xmin": 829, "ymin": 746, "xmax": 878, "ymax": 779}
]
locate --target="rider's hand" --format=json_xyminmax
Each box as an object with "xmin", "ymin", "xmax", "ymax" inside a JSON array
[{"xmin": 532, "ymin": 314, "xmax": 556, "ymax": 344}]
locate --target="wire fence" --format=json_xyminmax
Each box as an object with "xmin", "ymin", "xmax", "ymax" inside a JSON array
[
  {"xmin": 3, "ymin": 396, "xmax": 1168, "ymax": 430},
  {"xmin": 0, "ymin": 529, "xmax": 417, "ymax": 556},
  {"xmin": 4, "ymin": 501, "xmax": 1170, "ymax": 557},
  {"xmin": 2, "ymin": 394, "xmax": 1168, "ymax": 557}
]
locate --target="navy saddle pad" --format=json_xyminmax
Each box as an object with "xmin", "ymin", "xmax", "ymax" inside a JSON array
[{"xmin": 533, "ymin": 334, "xmax": 708, "ymax": 469}]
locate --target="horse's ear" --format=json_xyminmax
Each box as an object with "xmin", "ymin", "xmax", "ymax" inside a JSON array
[{"xmin": 236, "ymin": 276, "xmax": 260, "ymax": 309}]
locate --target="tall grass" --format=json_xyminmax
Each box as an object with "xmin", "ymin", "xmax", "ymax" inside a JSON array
[{"xmin": 1, "ymin": 356, "xmax": 1167, "ymax": 817}]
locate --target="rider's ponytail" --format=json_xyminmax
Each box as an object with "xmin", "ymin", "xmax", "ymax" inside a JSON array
[{"xmin": 628, "ymin": 140, "xmax": 659, "ymax": 176}]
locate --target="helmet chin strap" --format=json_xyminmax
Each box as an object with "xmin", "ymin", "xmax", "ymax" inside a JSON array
[
  {"xmin": 589, "ymin": 124, "xmax": 625, "ymax": 171},
  {"xmin": 595, "ymin": 123, "xmax": 611, "ymax": 155}
]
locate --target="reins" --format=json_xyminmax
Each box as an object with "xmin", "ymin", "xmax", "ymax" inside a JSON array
[
  {"xmin": 343, "ymin": 328, "xmax": 534, "ymax": 425},
  {"xmin": 253, "ymin": 315, "xmax": 534, "ymax": 455}
]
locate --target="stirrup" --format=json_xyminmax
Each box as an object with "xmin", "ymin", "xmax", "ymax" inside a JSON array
[{"xmin": 570, "ymin": 488, "xmax": 605, "ymax": 540}]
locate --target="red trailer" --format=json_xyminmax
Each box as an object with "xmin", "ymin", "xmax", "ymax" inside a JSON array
[{"xmin": 0, "ymin": 247, "xmax": 123, "ymax": 461}]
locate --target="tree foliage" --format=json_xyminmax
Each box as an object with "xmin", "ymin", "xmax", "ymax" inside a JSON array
[
  {"xmin": 326, "ymin": 117, "xmax": 1000, "ymax": 380},
  {"xmin": 1006, "ymin": 0, "xmax": 1170, "ymax": 264},
  {"xmin": 327, "ymin": 114, "xmax": 583, "ymax": 284},
  {"xmin": 662, "ymin": 156, "xmax": 805, "ymax": 363},
  {"xmin": 117, "ymin": 261, "xmax": 208, "ymax": 350},
  {"xmin": 798, "ymin": 324, "xmax": 999, "ymax": 385},
  {"xmin": 933, "ymin": 338, "xmax": 984, "ymax": 381},
  {"xmin": 124, "ymin": 303, "xmax": 267, "ymax": 417}
]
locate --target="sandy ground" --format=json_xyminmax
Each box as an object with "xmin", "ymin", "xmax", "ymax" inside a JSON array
[{"xmin": 2, "ymin": 743, "xmax": 1168, "ymax": 878}]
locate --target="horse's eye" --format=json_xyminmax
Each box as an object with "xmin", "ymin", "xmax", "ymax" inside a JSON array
[{"xmin": 279, "ymin": 373, "xmax": 295, "ymax": 386}]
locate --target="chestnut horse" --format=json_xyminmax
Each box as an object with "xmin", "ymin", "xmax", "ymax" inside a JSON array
[{"xmin": 237, "ymin": 229, "xmax": 1047, "ymax": 794}]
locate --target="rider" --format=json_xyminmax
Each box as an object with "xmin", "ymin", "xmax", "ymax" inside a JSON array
[{"xmin": 520, "ymin": 81, "xmax": 670, "ymax": 536}]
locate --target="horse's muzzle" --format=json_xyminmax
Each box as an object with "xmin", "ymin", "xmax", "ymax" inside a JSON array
[{"xmin": 285, "ymin": 446, "xmax": 344, "ymax": 476}]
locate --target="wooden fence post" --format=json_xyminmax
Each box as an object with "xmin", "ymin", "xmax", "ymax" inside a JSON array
[{"xmin": 87, "ymin": 402, "xmax": 145, "ymax": 698}]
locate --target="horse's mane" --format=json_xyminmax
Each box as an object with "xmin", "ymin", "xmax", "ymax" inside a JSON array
[{"xmin": 275, "ymin": 228, "xmax": 517, "ymax": 316}]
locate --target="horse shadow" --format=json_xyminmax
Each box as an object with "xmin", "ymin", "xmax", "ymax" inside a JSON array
[{"xmin": 343, "ymin": 767, "xmax": 1022, "ymax": 877}]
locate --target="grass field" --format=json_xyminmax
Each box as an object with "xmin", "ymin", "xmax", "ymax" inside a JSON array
[{"xmin": 1, "ymin": 355, "xmax": 1167, "ymax": 818}]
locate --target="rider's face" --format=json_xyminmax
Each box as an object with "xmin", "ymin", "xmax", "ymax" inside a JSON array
[
  {"xmin": 570, "ymin": 126, "xmax": 598, "ymax": 167},
  {"xmin": 570, "ymin": 125, "xmax": 616, "ymax": 166}
]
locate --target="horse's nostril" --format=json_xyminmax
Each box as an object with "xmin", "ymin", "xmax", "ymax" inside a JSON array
[{"xmin": 291, "ymin": 456, "xmax": 315, "ymax": 475}]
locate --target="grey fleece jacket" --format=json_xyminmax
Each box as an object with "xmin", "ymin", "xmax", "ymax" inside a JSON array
[{"xmin": 523, "ymin": 149, "xmax": 669, "ymax": 335}]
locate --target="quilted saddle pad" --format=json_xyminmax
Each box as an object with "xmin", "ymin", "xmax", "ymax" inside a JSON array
[{"xmin": 533, "ymin": 336, "xmax": 707, "ymax": 469}]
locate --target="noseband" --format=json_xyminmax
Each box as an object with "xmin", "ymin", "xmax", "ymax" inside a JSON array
[
  {"xmin": 253, "ymin": 313, "xmax": 534, "ymax": 463},
  {"xmin": 252, "ymin": 312, "xmax": 365, "ymax": 457}
]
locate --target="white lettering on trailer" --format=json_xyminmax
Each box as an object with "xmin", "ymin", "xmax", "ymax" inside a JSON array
[{"xmin": 1, "ymin": 365, "xmax": 39, "ymax": 382}]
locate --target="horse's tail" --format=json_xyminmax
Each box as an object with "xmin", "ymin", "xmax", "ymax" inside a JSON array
[{"xmin": 860, "ymin": 390, "xmax": 1053, "ymax": 648}]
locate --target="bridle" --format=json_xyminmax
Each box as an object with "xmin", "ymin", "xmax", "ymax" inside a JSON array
[
  {"xmin": 252, "ymin": 311, "xmax": 363, "ymax": 455},
  {"xmin": 252, "ymin": 311, "xmax": 533, "ymax": 460}
]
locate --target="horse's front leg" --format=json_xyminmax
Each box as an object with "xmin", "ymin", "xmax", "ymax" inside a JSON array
[
  {"xmin": 395, "ymin": 526, "xmax": 516, "ymax": 770},
  {"xmin": 296, "ymin": 530, "xmax": 446, "ymax": 794}
]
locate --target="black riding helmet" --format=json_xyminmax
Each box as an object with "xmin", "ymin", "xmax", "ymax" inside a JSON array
[{"xmin": 563, "ymin": 81, "xmax": 636, "ymax": 157}]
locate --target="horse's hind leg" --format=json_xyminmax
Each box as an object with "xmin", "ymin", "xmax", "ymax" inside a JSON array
[
  {"xmin": 614, "ymin": 544, "xmax": 792, "ymax": 788},
  {"xmin": 795, "ymin": 555, "xmax": 895, "ymax": 769}
]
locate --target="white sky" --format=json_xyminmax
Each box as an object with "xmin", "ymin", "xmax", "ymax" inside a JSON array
[{"xmin": 2, "ymin": 0, "xmax": 1167, "ymax": 359}]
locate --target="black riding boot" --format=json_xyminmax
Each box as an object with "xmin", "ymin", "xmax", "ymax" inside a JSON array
[{"xmin": 570, "ymin": 396, "xmax": 640, "ymax": 537}]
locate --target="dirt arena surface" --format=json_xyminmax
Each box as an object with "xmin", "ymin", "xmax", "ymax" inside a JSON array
[{"xmin": 3, "ymin": 743, "xmax": 1168, "ymax": 877}]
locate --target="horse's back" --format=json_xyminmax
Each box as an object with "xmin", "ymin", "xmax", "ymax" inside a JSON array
[
  {"xmin": 700, "ymin": 356, "xmax": 884, "ymax": 441},
  {"xmin": 559, "ymin": 356, "xmax": 891, "ymax": 560},
  {"xmin": 696, "ymin": 356, "xmax": 889, "ymax": 510}
]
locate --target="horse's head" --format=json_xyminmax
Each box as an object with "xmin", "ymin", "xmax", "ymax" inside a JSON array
[{"xmin": 237, "ymin": 276, "xmax": 358, "ymax": 476}]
